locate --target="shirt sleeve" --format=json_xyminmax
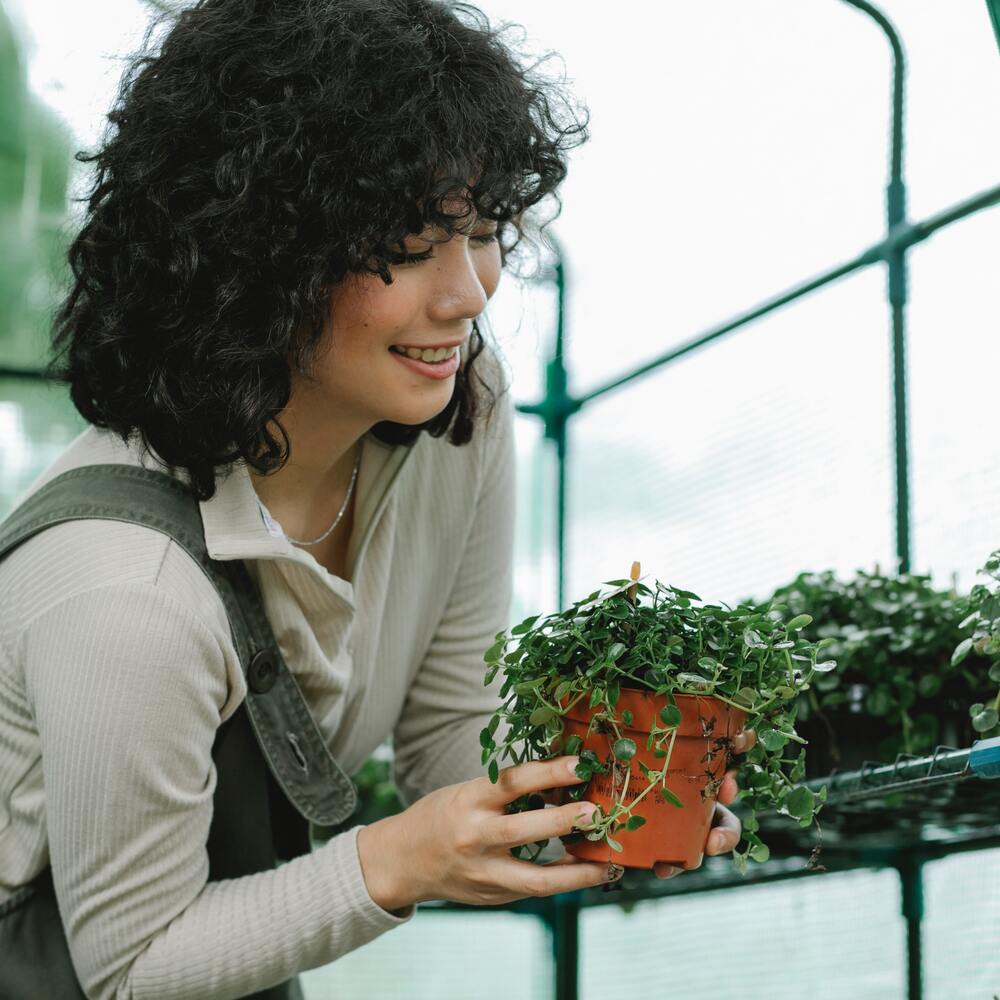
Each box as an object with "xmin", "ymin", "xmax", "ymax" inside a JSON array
[
  {"xmin": 391, "ymin": 384, "xmax": 516, "ymax": 804},
  {"xmin": 23, "ymin": 582, "xmax": 410, "ymax": 1000}
]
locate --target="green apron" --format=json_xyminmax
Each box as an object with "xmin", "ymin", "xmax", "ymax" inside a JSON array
[{"xmin": 0, "ymin": 464, "xmax": 359, "ymax": 999}]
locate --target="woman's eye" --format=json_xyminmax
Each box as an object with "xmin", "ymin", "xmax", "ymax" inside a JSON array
[
  {"xmin": 387, "ymin": 231, "xmax": 497, "ymax": 266},
  {"xmin": 388, "ymin": 248, "xmax": 434, "ymax": 266}
]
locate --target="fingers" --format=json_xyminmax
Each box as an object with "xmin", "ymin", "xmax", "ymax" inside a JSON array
[
  {"xmin": 480, "ymin": 756, "xmax": 584, "ymax": 808},
  {"xmin": 653, "ymin": 862, "xmax": 682, "ymax": 880},
  {"xmin": 717, "ymin": 769, "xmax": 739, "ymax": 805},
  {"xmin": 489, "ymin": 799, "xmax": 597, "ymax": 849},
  {"xmin": 705, "ymin": 802, "xmax": 742, "ymax": 855},
  {"xmin": 502, "ymin": 856, "xmax": 616, "ymax": 897},
  {"xmin": 716, "ymin": 728, "xmax": 755, "ymax": 806}
]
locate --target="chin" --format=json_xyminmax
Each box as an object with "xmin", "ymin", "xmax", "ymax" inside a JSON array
[{"xmin": 380, "ymin": 394, "xmax": 454, "ymax": 428}]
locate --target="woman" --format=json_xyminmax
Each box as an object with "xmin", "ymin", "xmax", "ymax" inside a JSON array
[{"xmin": 0, "ymin": 1, "xmax": 749, "ymax": 997}]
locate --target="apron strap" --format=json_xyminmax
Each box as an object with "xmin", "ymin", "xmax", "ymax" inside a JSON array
[{"xmin": 0, "ymin": 463, "xmax": 357, "ymax": 826}]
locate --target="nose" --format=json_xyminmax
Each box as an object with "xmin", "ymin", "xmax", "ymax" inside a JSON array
[{"xmin": 425, "ymin": 239, "xmax": 493, "ymax": 323}]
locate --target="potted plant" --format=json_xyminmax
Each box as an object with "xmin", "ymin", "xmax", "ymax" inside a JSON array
[
  {"xmin": 953, "ymin": 548, "xmax": 1000, "ymax": 737},
  {"xmin": 767, "ymin": 568, "xmax": 995, "ymax": 775},
  {"xmin": 480, "ymin": 566, "xmax": 833, "ymax": 874}
]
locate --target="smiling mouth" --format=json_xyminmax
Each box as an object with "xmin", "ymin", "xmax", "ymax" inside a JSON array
[{"xmin": 389, "ymin": 344, "xmax": 461, "ymax": 364}]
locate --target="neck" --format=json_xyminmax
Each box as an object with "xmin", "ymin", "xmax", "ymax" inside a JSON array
[{"xmin": 248, "ymin": 391, "xmax": 373, "ymax": 539}]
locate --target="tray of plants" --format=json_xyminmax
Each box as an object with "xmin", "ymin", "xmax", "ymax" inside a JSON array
[{"xmin": 480, "ymin": 563, "xmax": 834, "ymax": 874}]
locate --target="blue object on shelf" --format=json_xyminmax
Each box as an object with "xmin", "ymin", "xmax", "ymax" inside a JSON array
[{"xmin": 969, "ymin": 735, "xmax": 1000, "ymax": 778}]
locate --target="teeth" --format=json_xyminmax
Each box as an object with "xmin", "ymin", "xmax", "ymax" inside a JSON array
[{"xmin": 393, "ymin": 345, "xmax": 458, "ymax": 363}]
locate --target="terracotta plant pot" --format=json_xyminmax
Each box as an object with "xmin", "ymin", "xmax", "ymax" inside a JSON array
[{"xmin": 562, "ymin": 690, "xmax": 746, "ymax": 870}]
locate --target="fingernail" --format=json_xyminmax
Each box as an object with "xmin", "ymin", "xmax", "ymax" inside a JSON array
[
  {"xmin": 567, "ymin": 756, "xmax": 581, "ymax": 775},
  {"xmin": 607, "ymin": 864, "xmax": 624, "ymax": 881}
]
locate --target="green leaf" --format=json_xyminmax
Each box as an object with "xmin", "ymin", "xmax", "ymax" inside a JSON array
[
  {"xmin": 757, "ymin": 728, "xmax": 789, "ymax": 752},
  {"xmin": 952, "ymin": 637, "xmax": 974, "ymax": 667},
  {"xmin": 865, "ymin": 689, "xmax": 892, "ymax": 717},
  {"xmin": 622, "ymin": 709, "xmax": 634, "ymax": 727},
  {"xmin": 989, "ymin": 662, "xmax": 1000, "ymax": 684},
  {"xmin": 488, "ymin": 759, "xmax": 499, "ymax": 783},
  {"xmin": 484, "ymin": 640, "xmax": 505, "ymax": 664},
  {"xmin": 785, "ymin": 786, "xmax": 814, "ymax": 821},
  {"xmin": 528, "ymin": 706, "xmax": 556, "ymax": 727},
  {"xmin": 660, "ymin": 786, "xmax": 683, "ymax": 808},
  {"xmin": 511, "ymin": 615, "xmax": 540, "ymax": 636},
  {"xmin": 564, "ymin": 734, "xmax": 583, "ymax": 755},
  {"xmin": 607, "ymin": 642, "xmax": 627, "ymax": 661},
  {"xmin": 973, "ymin": 708, "xmax": 999, "ymax": 733},
  {"xmin": 515, "ymin": 679, "xmax": 544, "ymax": 695},
  {"xmin": 606, "ymin": 836, "xmax": 624, "ymax": 853},
  {"xmin": 659, "ymin": 705, "xmax": 682, "ymax": 727},
  {"xmin": 479, "ymin": 727, "xmax": 493, "ymax": 749},
  {"xmin": 743, "ymin": 628, "xmax": 767, "ymax": 649},
  {"xmin": 625, "ymin": 815, "xmax": 647, "ymax": 832},
  {"xmin": 749, "ymin": 842, "xmax": 771, "ymax": 863},
  {"xmin": 613, "ymin": 738, "xmax": 637, "ymax": 762},
  {"xmin": 607, "ymin": 679, "xmax": 621, "ymax": 708},
  {"xmin": 916, "ymin": 674, "xmax": 942, "ymax": 698},
  {"xmin": 786, "ymin": 614, "xmax": 813, "ymax": 632},
  {"xmin": 812, "ymin": 659, "xmax": 838, "ymax": 673},
  {"xmin": 677, "ymin": 672, "xmax": 714, "ymax": 689}
]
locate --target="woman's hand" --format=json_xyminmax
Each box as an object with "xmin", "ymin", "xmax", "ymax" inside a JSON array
[
  {"xmin": 356, "ymin": 756, "xmax": 618, "ymax": 912},
  {"xmin": 652, "ymin": 728, "xmax": 757, "ymax": 879}
]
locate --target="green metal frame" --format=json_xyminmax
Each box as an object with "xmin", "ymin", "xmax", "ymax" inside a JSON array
[
  {"xmin": 519, "ymin": 2, "xmax": 1000, "ymax": 606},
  {"xmin": 512, "ymin": 3, "xmax": 1000, "ymax": 996}
]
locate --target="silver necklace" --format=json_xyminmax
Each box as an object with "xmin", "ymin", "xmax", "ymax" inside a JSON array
[{"xmin": 286, "ymin": 447, "xmax": 362, "ymax": 547}]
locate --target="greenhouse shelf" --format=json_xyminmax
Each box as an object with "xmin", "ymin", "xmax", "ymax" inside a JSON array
[{"xmin": 568, "ymin": 735, "xmax": 1000, "ymax": 907}]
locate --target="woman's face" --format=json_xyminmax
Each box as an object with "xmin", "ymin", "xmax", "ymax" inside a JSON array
[{"xmin": 303, "ymin": 220, "xmax": 502, "ymax": 429}]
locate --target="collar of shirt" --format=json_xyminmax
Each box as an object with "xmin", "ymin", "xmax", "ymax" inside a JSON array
[{"xmin": 198, "ymin": 433, "xmax": 415, "ymax": 594}]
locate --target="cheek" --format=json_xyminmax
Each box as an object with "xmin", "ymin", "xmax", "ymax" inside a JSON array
[{"xmin": 327, "ymin": 275, "xmax": 417, "ymax": 349}]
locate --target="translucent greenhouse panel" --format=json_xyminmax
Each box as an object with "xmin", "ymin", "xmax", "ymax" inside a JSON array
[
  {"xmin": 565, "ymin": 267, "xmax": 894, "ymax": 607},
  {"xmin": 908, "ymin": 207, "xmax": 1000, "ymax": 591},
  {"xmin": 511, "ymin": 411, "xmax": 559, "ymax": 624},
  {"xmin": 0, "ymin": 377, "xmax": 84, "ymax": 515},
  {"xmin": 487, "ymin": 270, "xmax": 561, "ymax": 620},
  {"xmin": 480, "ymin": 0, "xmax": 890, "ymax": 390},
  {"xmin": 925, "ymin": 848, "xmax": 1000, "ymax": 999},
  {"xmin": 580, "ymin": 869, "xmax": 906, "ymax": 1000},
  {"xmin": 300, "ymin": 908, "xmax": 550, "ymax": 1000}
]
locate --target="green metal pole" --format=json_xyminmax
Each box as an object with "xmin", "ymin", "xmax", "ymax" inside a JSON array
[
  {"xmin": 518, "ymin": 251, "xmax": 576, "ymax": 610},
  {"xmin": 988, "ymin": 0, "xmax": 1000, "ymax": 55},
  {"xmin": 841, "ymin": 0, "xmax": 911, "ymax": 574},
  {"xmin": 550, "ymin": 257, "xmax": 569, "ymax": 610},
  {"xmin": 549, "ymin": 896, "xmax": 580, "ymax": 1000},
  {"xmin": 898, "ymin": 859, "xmax": 925, "ymax": 1000}
]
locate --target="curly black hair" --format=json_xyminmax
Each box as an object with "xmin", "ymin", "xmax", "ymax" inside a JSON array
[{"xmin": 47, "ymin": 0, "xmax": 586, "ymax": 500}]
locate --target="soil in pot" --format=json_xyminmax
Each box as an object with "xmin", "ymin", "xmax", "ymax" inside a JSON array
[{"xmin": 560, "ymin": 690, "xmax": 746, "ymax": 870}]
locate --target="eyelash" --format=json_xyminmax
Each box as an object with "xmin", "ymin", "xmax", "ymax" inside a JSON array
[{"xmin": 388, "ymin": 232, "xmax": 498, "ymax": 266}]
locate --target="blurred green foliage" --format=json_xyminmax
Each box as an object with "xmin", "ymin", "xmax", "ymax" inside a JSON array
[
  {"xmin": 0, "ymin": 3, "xmax": 85, "ymax": 515},
  {"xmin": 0, "ymin": 1, "xmax": 73, "ymax": 369}
]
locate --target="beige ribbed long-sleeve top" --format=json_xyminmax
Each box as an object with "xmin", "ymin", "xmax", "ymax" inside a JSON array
[{"xmin": 0, "ymin": 380, "xmax": 514, "ymax": 999}]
